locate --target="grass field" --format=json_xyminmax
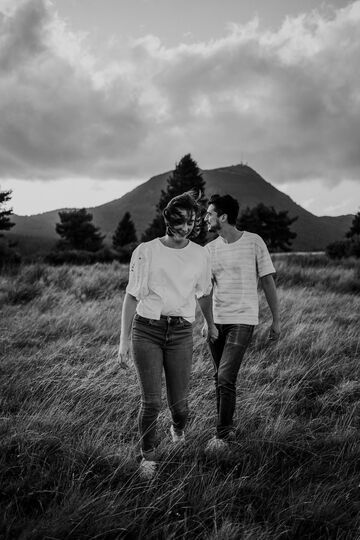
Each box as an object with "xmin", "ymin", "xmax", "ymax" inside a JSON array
[{"xmin": 0, "ymin": 255, "xmax": 360, "ymax": 539}]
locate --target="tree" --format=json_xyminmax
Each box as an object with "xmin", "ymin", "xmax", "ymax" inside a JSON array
[
  {"xmin": 142, "ymin": 154, "xmax": 207, "ymax": 244},
  {"xmin": 237, "ymin": 203, "xmax": 298, "ymax": 252},
  {"xmin": 113, "ymin": 212, "xmax": 137, "ymax": 249},
  {"xmin": 346, "ymin": 211, "xmax": 360, "ymax": 241},
  {"xmin": 326, "ymin": 211, "xmax": 360, "ymax": 259},
  {"xmin": 0, "ymin": 189, "xmax": 15, "ymax": 237},
  {"xmin": 55, "ymin": 208, "xmax": 104, "ymax": 252},
  {"xmin": 0, "ymin": 189, "xmax": 20, "ymax": 267}
]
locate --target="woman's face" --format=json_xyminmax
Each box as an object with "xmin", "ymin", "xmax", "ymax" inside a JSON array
[{"xmin": 167, "ymin": 209, "xmax": 196, "ymax": 238}]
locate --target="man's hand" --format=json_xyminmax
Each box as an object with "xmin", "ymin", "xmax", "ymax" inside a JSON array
[
  {"xmin": 201, "ymin": 322, "xmax": 219, "ymax": 343},
  {"xmin": 118, "ymin": 339, "xmax": 131, "ymax": 369},
  {"xmin": 268, "ymin": 320, "xmax": 280, "ymax": 341}
]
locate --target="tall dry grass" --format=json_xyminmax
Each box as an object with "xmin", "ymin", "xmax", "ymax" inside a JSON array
[{"xmin": 0, "ymin": 256, "xmax": 359, "ymax": 539}]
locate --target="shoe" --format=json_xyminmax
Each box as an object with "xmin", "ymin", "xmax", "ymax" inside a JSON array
[
  {"xmin": 139, "ymin": 457, "xmax": 157, "ymax": 479},
  {"xmin": 205, "ymin": 436, "xmax": 229, "ymax": 454},
  {"xmin": 226, "ymin": 430, "xmax": 236, "ymax": 442},
  {"xmin": 170, "ymin": 425, "xmax": 185, "ymax": 444}
]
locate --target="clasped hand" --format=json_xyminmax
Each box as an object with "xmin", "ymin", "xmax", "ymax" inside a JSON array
[{"xmin": 201, "ymin": 322, "xmax": 218, "ymax": 343}]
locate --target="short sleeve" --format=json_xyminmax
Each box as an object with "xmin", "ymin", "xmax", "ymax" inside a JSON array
[
  {"xmin": 126, "ymin": 244, "xmax": 149, "ymax": 300},
  {"xmin": 255, "ymin": 236, "xmax": 276, "ymax": 277},
  {"xmin": 204, "ymin": 243, "xmax": 215, "ymax": 278},
  {"xmin": 195, "ymin": 250, "xmax": 212, "ymax": 298}
]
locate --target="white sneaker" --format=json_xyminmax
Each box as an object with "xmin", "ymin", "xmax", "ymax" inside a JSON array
[
  {"xmin": 170, "ymin": 425, "xmax": 185, "ymax": 444},
  {"xmin": 139, "ymin": 458, "xmax": 157, "ymax": 479},
  {"xmin": 205, "ymin": 436, "xmax": 229, "ymax": 454}
]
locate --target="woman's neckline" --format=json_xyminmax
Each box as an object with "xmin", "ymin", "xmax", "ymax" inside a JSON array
[{"xmin": 158, "ymin": 237, "xmax": 191, "ymax": 250}]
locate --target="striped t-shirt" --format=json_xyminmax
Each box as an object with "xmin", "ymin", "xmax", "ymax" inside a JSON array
[{"xmin": 205, "ymin": 232, "xmax": 275, "ymax": 325}]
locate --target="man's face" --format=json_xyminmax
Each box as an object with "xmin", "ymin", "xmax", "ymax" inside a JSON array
[{"xmin": 204, "ymin": 204, "xmax": 221, "ymax": 232}]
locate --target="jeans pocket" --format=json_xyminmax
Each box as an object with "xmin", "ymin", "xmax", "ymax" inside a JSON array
[
  {"xmin": 134, "ymin": 314, "xmax": 152, "ymax": 325},
  {"xmin": 181, "ymin": 319, "xmax": 193, "ymax": 329},
  {"xmin": 227, "ymin": 324, "xmax": 254, "ymax": 347}
]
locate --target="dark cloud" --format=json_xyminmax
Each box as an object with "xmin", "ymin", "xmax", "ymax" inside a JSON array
[
  {"xmin": 132, "ymin": 6, "xmax": 360, "ymax": 185},
  {"xmin": 0, "ymin": 0, "xmax": 148, "ymax": 180},
  {"xmin": 0, "ymin": 0, "xmax": 48, "ymax": 72},
  {"xmin": 1, "ymin": 0, "xmax": 360, "ymax": 188}
]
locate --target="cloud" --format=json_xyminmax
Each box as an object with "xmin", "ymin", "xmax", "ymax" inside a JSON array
[
  {"xmin": 0, "ymin": 0, "xmax": 147, "ymax": 180},
  {"xmin": 130, "ymin": 4, "xmax": 360, "ymax": 185},
  {"xmin": 1, "ymin": 0, "xmax": 360, "ymax": 187}
]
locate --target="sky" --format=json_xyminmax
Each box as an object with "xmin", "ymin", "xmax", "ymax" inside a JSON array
[{"xmin": 0, "ymin": 0, "xmax": 359, "ymax": 217}]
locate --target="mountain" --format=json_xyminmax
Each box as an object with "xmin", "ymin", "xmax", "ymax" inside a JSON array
[{"xmin": 8, "ymin": 164, "xmax": 353, "ymax": 254}]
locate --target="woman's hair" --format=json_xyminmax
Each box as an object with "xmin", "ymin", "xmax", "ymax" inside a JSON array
[{"xmin": 163, "ymin": 190, "xmax": 202, "ymax": 238}]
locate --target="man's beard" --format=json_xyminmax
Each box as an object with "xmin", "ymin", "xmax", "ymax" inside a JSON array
[{"xmin": 208, "ymin": 222, "xmax": 221, "ymax": 233}]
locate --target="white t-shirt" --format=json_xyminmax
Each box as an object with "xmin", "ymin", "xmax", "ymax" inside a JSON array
[
  {"xmin": 126, "ymin": 238, "xmax": 212, "ymax": 322},
  {"xmin": 205, "ymin": 232, "xmax": 275, "ymax": 325}
]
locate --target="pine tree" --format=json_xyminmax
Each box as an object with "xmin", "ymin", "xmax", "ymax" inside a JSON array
[
  {"xmin": 346, "ymin": 211, "xmax": 360, "ymax": 241},
  {"xmin": 0, "ymin": 189, "xmax": 15, "ymax": 237},
  {"xmin": 55, "ymin": 208, "xmax": 104, "ymax": 252},
  {"xmin": 113, "ymin": 212, "xmax": 137, "ymax": 249},
  {"xmin": 142, "ymin": 154, "xmax": 207, "ymax": 244},
  {"xmin": 238, "ymin": 203, "xmax": 297, "ymax": 252}
]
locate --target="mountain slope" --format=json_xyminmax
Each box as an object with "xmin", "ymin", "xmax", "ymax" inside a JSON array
[{"xmin": 9, "ymin": 164, "xmax": 353, "ymax": 253}]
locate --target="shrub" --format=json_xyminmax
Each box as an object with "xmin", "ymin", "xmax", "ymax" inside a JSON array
[
  {"xmin": 44, "ymin": 248, "xmax": 120, "ymax": 265},
  {"xmin": 44, "ymin": 250, "xmax": 94, "ymax": 265},
  {"xmin": 114, "ymin": 242, "xmax": 138, "ymax": 263},
  {"xmin": 0, "ymin": 240, "xmax": 21, "ymax": 269},
  {"xmin": 325, "ymin": 240, "xmax": 352, "ymax": 259},
  {"xmin": 349, "ymin": 240, "xmax": 360, "ymax": 258},
  {"xmin": 20, "ymin": 263, "xmax": 49, "ymax": 285},
  {"xmin": 6, "ymin": 281, "xmax": 43, "ymax": 304}
]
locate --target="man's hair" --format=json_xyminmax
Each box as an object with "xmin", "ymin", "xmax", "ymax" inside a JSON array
[
  {"xmin": 163, "ymin": 190, "xmax": 202, "ymax": 238},
  {"xmin": 209, "ymin": 194, "xmax": 239, "ymax": 225}
]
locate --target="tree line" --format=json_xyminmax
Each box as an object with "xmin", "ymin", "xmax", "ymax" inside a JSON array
[
  {"xmin": 51, "ymin": 154, "xmax": 299, "ymax": 259},
  {"xmin": 1, "ymin": 154, "xmax": 359, "ymax": 265}
]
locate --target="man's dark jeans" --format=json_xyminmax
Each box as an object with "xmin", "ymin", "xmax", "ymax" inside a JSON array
[
  {"xmin": 208, "ymin": 324, "xmax": 254, "ymax": 440},
  {"xmin": 132, "ymin": 314, "xmax": 193, "ymax": 459}
]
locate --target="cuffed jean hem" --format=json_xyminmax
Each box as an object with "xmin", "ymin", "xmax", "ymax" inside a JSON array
[
  {"xmin": 217, "ymin": 429, "xmax": 236, "ymax": 440},
  {"xmin": 216, "ymin": 425, "xmax": 235, "ymax": 440},
  {"xmin": 140, "ymin": 448, "xmax": 157, "ymax": 461}
]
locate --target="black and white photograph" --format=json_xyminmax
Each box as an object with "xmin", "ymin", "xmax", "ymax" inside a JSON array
[{"xmin": 1, "ymin": 0, "xmax": 359, "ymax": 538}]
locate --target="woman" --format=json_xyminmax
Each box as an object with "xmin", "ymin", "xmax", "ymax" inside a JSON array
[{"xmin": 118, "ymin": 191, "xmax": 216, "ymax": 479}]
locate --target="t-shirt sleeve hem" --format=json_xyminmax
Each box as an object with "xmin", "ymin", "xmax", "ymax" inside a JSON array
[{"xmin": 258, "ymin": 267, "xmax": 276, "ymax": 278}]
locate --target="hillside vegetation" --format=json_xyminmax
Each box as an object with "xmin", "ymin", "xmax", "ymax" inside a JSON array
[
  {"xmin": 10, "ymin": 165, "xmax": 353, "ymax": 253},
  {"xmin": 0, "ymin": 256, "xmax": 359, "ymax": 539}
]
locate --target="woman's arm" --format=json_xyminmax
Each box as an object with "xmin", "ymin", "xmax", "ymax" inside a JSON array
[{"xmin": 118, "ymin": 292, "xmax": 137, "ymax": 367}]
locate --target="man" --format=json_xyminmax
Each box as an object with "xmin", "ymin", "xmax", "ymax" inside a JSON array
[{"xmin": 199, "ymin": 194, "xmax": 280, "ymax": 453}]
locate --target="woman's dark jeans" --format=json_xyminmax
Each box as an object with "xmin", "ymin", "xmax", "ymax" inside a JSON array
[
  {"xmin": 132, "ymin": 314, "xmax": 193, "ymax": 460},
  {"xmin": 208, "ymin": 324, "xmax": 254, "ymax": 440}
]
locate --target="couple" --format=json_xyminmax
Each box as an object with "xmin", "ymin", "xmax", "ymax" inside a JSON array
[{"xmin": 119, "ymin": 190, "xmax": 280, "ymax": 479}]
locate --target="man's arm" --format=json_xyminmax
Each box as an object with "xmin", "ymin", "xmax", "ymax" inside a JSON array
[
  {"xmin": 118, "ymin": 292, "xmax": 137, "ymax": 367},
  {"xmin": 260, "ymin": 273, "xmax": 280, "ymax": 340},
  {"xmin": 198, "ymin": 292, "xmax": 218, "ymax": 342}
]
